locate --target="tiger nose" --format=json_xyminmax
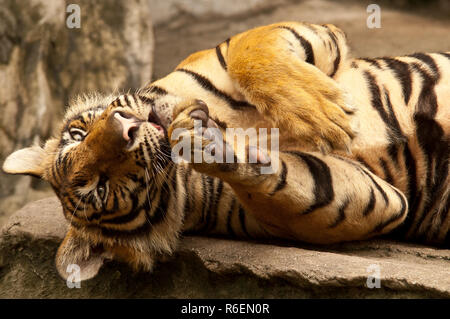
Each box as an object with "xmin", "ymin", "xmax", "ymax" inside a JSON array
[{"xmin": 113, "ymin": 111, "xmax": 141, "ymax": 142}]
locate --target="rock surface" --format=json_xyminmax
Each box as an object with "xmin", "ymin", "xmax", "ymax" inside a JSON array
[
  {"xmin": 152, "ymin": 0, "xmax": 450, "ymax": 79},
  {"xmin": 148, "ymin": 0, "xmax": 287, "ymax": 26},
  {"xmin": 0, "ymin": 0, "xmax": 154, "ymax": 220},
  {"xmin": 0, "ymin": 197, "xmax": 449, "ymax": 298}
]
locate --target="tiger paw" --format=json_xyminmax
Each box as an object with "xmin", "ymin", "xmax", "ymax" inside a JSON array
[
  {"xmin": 268, "ymin": 86, "xmax": 357, "ymax": 154},
  {"xmin": 308, "ymin": 90, "xmax": 357, "ymax": 153},
  {"xmin": 168, "ymin": 99, "xmax": 228, "ymax": 173},
  {"xmin": 168, "ymin": 99, "xmax": 274, "ymax": 180}
]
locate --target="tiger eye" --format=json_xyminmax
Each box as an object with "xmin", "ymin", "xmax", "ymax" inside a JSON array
[
  {"xmin": 69, "ymin": 128, "xmax": 86, "ymax": 142},
  {"xmin": 97, "ymin": 185, "xmax": 106, "ymax": 200}
]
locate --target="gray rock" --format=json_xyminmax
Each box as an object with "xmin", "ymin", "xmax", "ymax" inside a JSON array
[
  {"xmin": 0, "ymin": 0, "xmax": 154, "ymax": 217},
  {"xmin": 148, "ymin": 0, "xmax": 287, "ymax": 26},
  {"xmin": 152, "ymin": 0, "xmax": 450, "ymax": 79},
  {"xmin": 0, "ymin": 197, "xmax": 449, "ymax": 298}
]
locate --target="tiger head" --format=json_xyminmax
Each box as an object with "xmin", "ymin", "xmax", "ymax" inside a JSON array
[{"xmin": 2, "ymin": 89, "xmax": 184, "ymax": 281}]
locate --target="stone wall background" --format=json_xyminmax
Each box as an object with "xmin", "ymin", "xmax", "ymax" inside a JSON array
[
  {"xmin": 1, "ymin": 0, "xmax": 450, "ymax": 226},
  {"xmin": 0, "ymin": 0, "xmax": 154, "ymax": 224}
]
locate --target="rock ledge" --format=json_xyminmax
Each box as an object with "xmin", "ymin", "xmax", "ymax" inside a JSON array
[{"xmin": 0, "ymin": 197, "xmax": 449, "ymax": 298}]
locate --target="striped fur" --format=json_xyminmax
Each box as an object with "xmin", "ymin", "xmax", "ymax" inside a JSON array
[{"xmin": 3, "ymin": 22, "xmax": 449, "ymax": 279}]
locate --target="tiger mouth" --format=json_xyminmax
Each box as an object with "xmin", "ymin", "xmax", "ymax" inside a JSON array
[{"xmin": 148, "ymin": 103, "xmax": 167, "ymax": 136}]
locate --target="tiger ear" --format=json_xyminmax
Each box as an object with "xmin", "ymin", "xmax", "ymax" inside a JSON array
[
  {"xmin": 55, "ymin": 227, "xmax": 111, "ymax": 282},
  {"xmin": 2, "ymin": 146, "xmax": 46, "ymax": 178}
]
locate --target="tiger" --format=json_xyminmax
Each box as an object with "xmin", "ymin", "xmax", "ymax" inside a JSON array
[{"xmin": 3, "ymin": 22, "xmax": 449, "ymax": 282}]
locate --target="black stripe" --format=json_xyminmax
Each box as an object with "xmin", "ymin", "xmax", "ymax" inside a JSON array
[
  {"xmin": 60, "ymin": 153, "xmax": 71, "ymax": 176},
  {"xmin": 113, "ymin": 97, "xmax": 123, "ymax": 107},
  {"xmin": 101, "ymin": 205, "xmax": 143, "ymax": 225},
  {"xmin": 387, "ymin": 143, "xmax": 399, "ymax": 166},
  {"xmin": 215, "ymin": 45, "xmax": 227, "ymax": 70},
  {"xmin": 102, "ymin": 188, "xmax": 144, "ymax": 224},
  {"xmin": 401, "ymin": 145, "xmax": 419, "ymax": 221},
  {"xmin": 420, "ymin": 201, "xmax": 449, "ymax": 243},
  {"xmin": 174, "ymin": 168, "xmax": 187, "ymax": 217},
  {"xmin": 238, "ymin": 205, "xmax": 251, "ymax": 237},
  {"xmin": 379, "ymin": 158, "xmax": 394, "ymax": 184},
  {"xmin": 147, "ymin": 85, "xmax": 168, "ymax": 96},
  {"xmin": 182, "ymin": 166, "xmax": 192, "ymax": 216},
  {"xmin": 363, "ymin": 187, "xmax": 376, "ymax": 217},
  {"xmin": 176, "ymin": 68, "xmax": 255, "ymax": 110},
  {"xmin": 79, "ymin": 116, "xmax": 87, "ymax": 126},
  {"xmin": 432, "ymin": 194, "xmax": 449, "ymax": 241},
  {"xmin": 410, "ymin": 63, "xmax": 439, "ymax": 117},
  {"xmin": 329, "ymin": 198, "xmax": 349, "ymax": 228},
  {"xmin": 88, "ymin": 212, "xmax": 102, "ymax": 222},
  {"xmin": 198, "ymin": 176, "xmax": 215, "ymax": 232},
  {"xmin": 226, "ymin": 198, "xmax": 236, "ymax": 237},
  {"xmin": 408, "ymin": 53, "xmax": 440, "ymax": 79},
  {"xmin": 361, "ymin": 167, "xmax": 389, "ymax": 205},
  {"xmin": 364, "ymin": 72, "xmax": 405, "ymax": 142},
  {"xmin": 439, "ymin": 52, "xmax": 450, "ymax": 61},
  {"xmin": 51, "ymin": 159, "xmax": 62, "ymax": 181},
  {"xmin": 138, "ymin": 95, "xmax": 155, "ymax": 105},
  {"xmin": 342, "ymin": 156, "xmax": 390, "ymax": 206},
  {"xmin": 370, "ymin": 188, "xmax": 407, "ymax": 234},
  {"xmin": 277, "ymin": 26, "xmax": 315, "ymax": 65},
  {"xmin": 381, "ymin": 58, "xmax": 412, "ymax": 105},
  {"xmin": 359, "ymin": 58, "xmax": 382, "ymax": 69},
  {"xmin": 209, "ymin": 180, "xmax": 224, "ymax": 232},
  {"xmin": 364, "ymin": 71, "xmax": 389, "ymax": 124},
  {"xmin": 58, "ymin": 138, "xmax": 70, "ymax": 148},
  {"xmin": 389, "ymin": 142, "xmax": 420, "ymax": 238},
  {"xmin": 111, "ymin": 192, "xmax": 119, "ymax": 213},
  {"xmin": 286, "ymin": 151, "xmax": 334, "ymax": 215},
  {"xmin": 68, "ymin": 115, "xmax": 87, "ymax": 127},
  {"xmin": 170, "ymin": 165, "xmax": 178, "ymax": 193},
  {"xmin": 269, "ymin": 160, "xmax": 287, "ymax": 196},
  {"xmin": 384, "ymin": 90, "xmax": 406, "ymax": 138},
  {"xmin": 65, "ymin": 193, "xmax": 77, "ymax": 212},
  {"xmin": 200, "ymin": 175, "xmax": 208, "ymax": 225},
  {"xmin": 100, "ymin": 219, "xmax": 152, "ymax": 238},
  {"xmin": 415, "ymin": 116, "xmax": 445, "ymax": 190},
  {"xmin": 102, "ymin": 175, "xmax": 161, "ymax": 225},
  {"xmin": 410, "ymin": 115, "xmax": 449, "ymax": 237},
  {"xmin": 148, "ymin": 185, "xmax": 170, "ymax": 225},
  {"xmin": 327, "ymin": 30, "xmax": 341, "ymax": 77},
  {"xmin": 355, "ymin": 156, "xmax": 376, "ymax": 174},
  {"xmin": 70, "ymin": 174, "xmax": 89, "ymax": 189},
  {"xmin": 64, "ymin": 105, "xmax": 106, "ymax": 127},
  {"xmin": 124, "ymin": 94, "xmax": 132, "ymax": 107},
  {"xmin": 126, "ymin": 173, "xmax": 140, "ymax": 183}
]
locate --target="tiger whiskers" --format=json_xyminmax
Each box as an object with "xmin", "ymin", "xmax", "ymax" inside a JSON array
[{"xmin": 69, "ymin": 195, "xmax": 84, "ymax": 225}]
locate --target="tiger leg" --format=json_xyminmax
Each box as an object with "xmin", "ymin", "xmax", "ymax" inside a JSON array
[
  {"xmin": 230, "ymin": 151, "xmax": 409, "ymax": 244},
  {"xmin": 225, "ymin": 22, "xmax": 357, "ymax": 153},
  {"xmin": 168, "ymin": 99, "xmax": 408, "ymax": 244}
]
